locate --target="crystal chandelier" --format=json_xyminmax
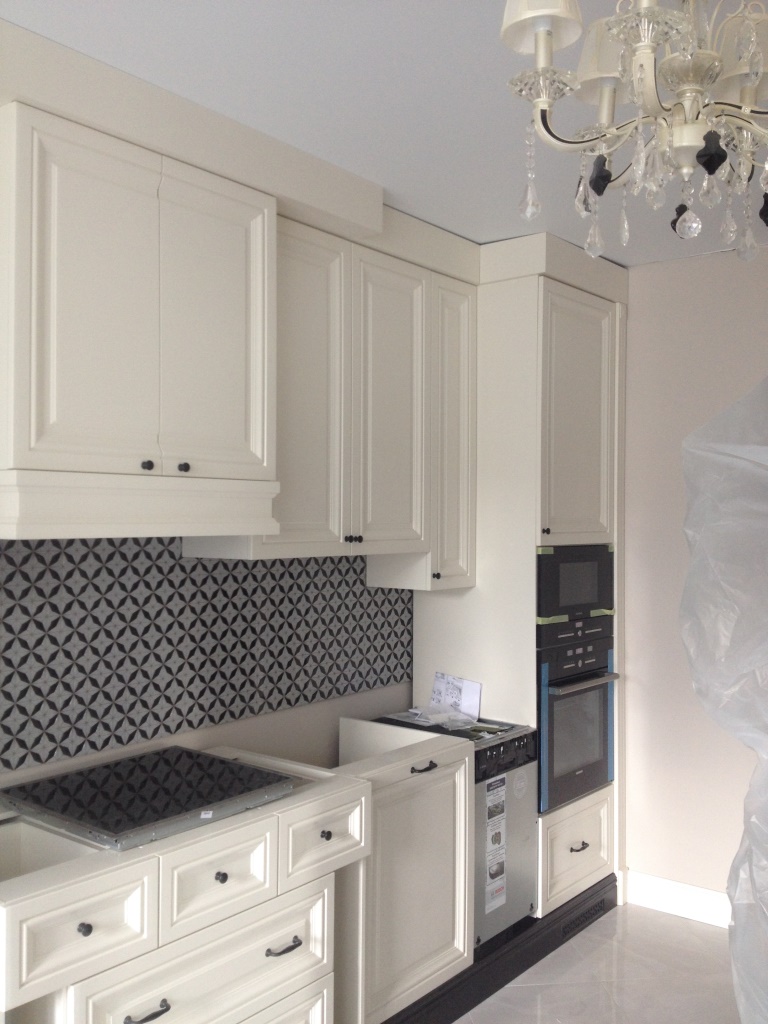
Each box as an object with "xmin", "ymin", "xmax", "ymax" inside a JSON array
[{"xmin": 502, "ymin": 0, "xmax": 768, "ymax": 260}]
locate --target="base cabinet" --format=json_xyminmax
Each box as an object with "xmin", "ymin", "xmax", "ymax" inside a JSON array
[
  {"xmin": 60, "ymin": 875, "xmax": 333, "ymax": 1024},
  {"xmin": 334, "ymin": 720, "xmax": 473, "ymax": 1024},
  {"xmin": 536, "ymin": 785, "xmax": 614, "ymax": 918}
]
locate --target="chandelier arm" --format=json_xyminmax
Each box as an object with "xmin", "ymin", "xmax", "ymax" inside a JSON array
[
  {"xmin": 712, "ymin": 102, "xmax": 768, "ymax": 119},
  {"xmin": 536, "ymin": 107, "xmax": 637, "ymax": 154}
]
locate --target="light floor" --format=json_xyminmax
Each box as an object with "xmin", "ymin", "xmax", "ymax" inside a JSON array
[{"xmin": 454, "ymin": 904, "xmax": 740, "ymax": 1024}]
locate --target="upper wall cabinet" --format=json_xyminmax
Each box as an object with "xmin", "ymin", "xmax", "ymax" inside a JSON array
[
  {"xmin": 185, "ymin": 219, "xmax": 431, "ymax": 561},
  {"xmin": 539, "ymin": 279, "xmax": 620, "ymax": 546},
  {"xmin": 0, "ymin": 103, "xmax": 278, "ymax": 539},
  {"xmin": 366, "ymin": 273, "xmax": 476, "ymax": 590}
]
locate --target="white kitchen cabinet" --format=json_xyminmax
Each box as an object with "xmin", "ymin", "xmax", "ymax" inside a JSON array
[
  {"xmin": 184, "ymin": 219, "xmax": 430, "ymax": 561},
  {"xmin": 0, "ymin": 749, "xmax": 370, "ymax": 1024},
  {"xmin": 366, "ymin": 272, "xmax": 476, "ymax": 590},
  {"xmin": 334, "ymin": 720, "xmax": 473, "ymax": 1024},
  {"xmin": 0, "ymin": 102, "xmax": 278, "ymax": 539},
  {"xmin": 539, "ymin": 279, "xmax": 620, "ymax": 546},
  {"xmin": 61, "ymin": 875, "xmax": 333, "ymax": 1024},
  {"xmin": 537, "ymin": 785, "xmax": 614, "ymax": 918}
]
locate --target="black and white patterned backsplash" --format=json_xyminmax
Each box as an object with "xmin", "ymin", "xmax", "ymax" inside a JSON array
[{"xmin": 0, "ymin": 538, "xmax": 412, "ymax": 771}]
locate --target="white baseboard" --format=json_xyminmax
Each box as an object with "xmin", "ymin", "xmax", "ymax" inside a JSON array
[{"xmin": 626, "ymin": 870, "xmax": 731, "ymax": 929}]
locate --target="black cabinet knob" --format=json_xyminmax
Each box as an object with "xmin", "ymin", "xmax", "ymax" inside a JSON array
[
  {"xmin": 542, "ymin": 527, "xmax": 551, "ymax": 534},
  {"xmin": 177, "ymin": 462, "xmax": 191, "ymax": 473},
  {"xmin": 320, "ymin": 829, "xmax": 333, "ymax": 841},
  {"xmin": 432, "ymin": 572, "xmax": 442, "ymax": 580},
  {"xmin": 141, "ymin": 460, "xmax": 155, "ymax": 471},
  {"xmin": 77, "ymin": 922, "xmax": 93, "ymax": 937},
  {"xmin": 214, "ymin": 871, "xmax": 229, "ymax": 884},
  {"xmin": 344, "ymin": 535, "xmax": 352, "ymax": 543},
  {"xmin": 355, "ymin": 535, "xmax": 364, "ymax": 543}
]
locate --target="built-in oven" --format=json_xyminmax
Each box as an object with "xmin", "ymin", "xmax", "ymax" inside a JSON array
[{"xmin": 538, "ymin": 669, "xmax": 616, "ymax": 813}]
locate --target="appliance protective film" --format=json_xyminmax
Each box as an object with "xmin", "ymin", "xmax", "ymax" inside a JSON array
[{"xmin": 680, "ymin": 375, "xmax": 768, "ymax": 1024}]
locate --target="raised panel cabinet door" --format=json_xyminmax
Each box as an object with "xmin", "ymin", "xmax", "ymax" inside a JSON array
[
  {"xmin": 258, "ymin": 220, "xmax": 353, "ymax": 556},
  {"xmin": 352, "ymin": 249, "xmax": 430, "ymax": 553},
  {"xmin": 539, "ymin": 279, "xmax": 619, "ymax": 544},
  {"xmin": 158, "ymin": 158, "xmax": 276, "ymax": 480},
  {"xmin": 363, "ymin": 757, "xmax": 472, "ymax": 1024},
  {"xmin": 431, "ymin": 274, "xmax": 476, "ymax": 586},
  {"xmin": 2, "ymin": 104, "xmax": 162, "ymax": 475}
]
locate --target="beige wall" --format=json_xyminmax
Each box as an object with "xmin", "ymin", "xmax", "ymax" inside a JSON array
[{"xmin": 624, "ymin": 249, "xmax": 765, "ymax": 893}]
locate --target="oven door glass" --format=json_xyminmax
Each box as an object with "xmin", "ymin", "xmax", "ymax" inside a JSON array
[{"xmin": 540, "ymin": 676, "xmax": 614, "ymax": 812}]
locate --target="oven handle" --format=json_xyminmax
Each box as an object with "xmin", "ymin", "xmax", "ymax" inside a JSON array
[{"xmin": 549, "ymin": 672, "xmax": 619, "ymax": 697}]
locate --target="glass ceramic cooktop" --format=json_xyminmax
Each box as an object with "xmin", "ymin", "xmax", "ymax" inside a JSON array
[{"xmin": 0, "ymin": 746, "xmax": 295, "ymax": 850}]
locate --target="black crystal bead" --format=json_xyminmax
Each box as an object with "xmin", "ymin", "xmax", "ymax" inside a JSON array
[
  {"xmin": 696, "ymin": 130, "xmax": 728, "ymax": 176},
  {"xmin": 589, "ymin": 154, "xmax": 612, "ymax": 197}
]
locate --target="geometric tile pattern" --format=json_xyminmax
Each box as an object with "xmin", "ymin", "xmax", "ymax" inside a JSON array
[{"xmin": 0, "ymin": 538, "xmax": 412, "ymax": 771}]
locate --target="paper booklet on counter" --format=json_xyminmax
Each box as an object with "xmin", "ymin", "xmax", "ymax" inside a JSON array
[{"xmin": 404, "ymin": 672, "xmax": 482, "ymax": 731}]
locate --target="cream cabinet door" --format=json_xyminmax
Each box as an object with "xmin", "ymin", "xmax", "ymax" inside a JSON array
[
  {"xmin": 366, "ymin": 273, "xmax": 476, "ymax": 589},
  {"xmin": 539, "ymin": 279, "xmax": 621, "ymax": 544},
  {"xmin": 362, "ymin": 753, "xmax": 472, "ymax": 1024},
  {"xmin": 253, "ymin": 219, "xmax": 353, "ymax": 556},
  {"xmin": 158, "ymin": 159, "xmax": 276, "ymax": 481},
  {"xmin": 0, "ymin": 104, "xmax": 162, "ymax": 475},
  {"xmin": 352, "ymin": 248, "xmax": 429, "ymax": 554}
]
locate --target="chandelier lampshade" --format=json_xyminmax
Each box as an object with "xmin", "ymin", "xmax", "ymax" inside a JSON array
[
  {"xmin": 502, "ymin": 0, "xmax": 768, "ymax": 261},
  {"xmin": 500, "ymin": 0, "xmax": 583, "ymax": 57}
]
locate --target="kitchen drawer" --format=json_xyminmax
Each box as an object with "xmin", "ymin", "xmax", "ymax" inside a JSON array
[
  {"xmin": 1, "ymin": 857, "xmax": 158, "ymax": 1009},
  {"xmin": 537, "ymin": 785, "xmax": 614, "ymax": 917},
  {"xmin": 240, "ymin": 976, "xmax": 333, "ymax": 1024},
  {"xmin": 63, "ymin": 873, "xmax": 334, "ymax": 1024},
  {"xmin": 158, "ymin": 813, "xmax": 278, "ymax": 943},
  {"xmin": 278, "ymin": 790, "xmax": 367, "ymax": 893}
]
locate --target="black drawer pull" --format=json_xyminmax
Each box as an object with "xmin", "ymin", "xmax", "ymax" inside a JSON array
[
  {"xmin": 177, "ymin": 462, "xmax": 191, "ymax": 473},
  {"xmin": 265, "ymin": 935, "xmax": 303, "ymax": 957},
  {"xmin": 140, "ymin": 460, "xmax": 155, "ymax": 471},
  {"xmin": 77, "ymin": 921, "xmax": 93, "ymax": 937},
  {"xmin": 124, "ymin": 999, "xmax": 171, "ymax": 1024},
  {"xmin": 570, "ymin": 841, "xmax": 590, "ymax": 853},
  {"xmin": 320, "ymin": 829, "xmax": 333, "ymax": 841},
  {"xmin": 215, "ymin": 871, "xmax": 229, "ymax": 884},
  {"xmin": 410, "ymin": 760, "xmax": 438, "ymax": 774}
]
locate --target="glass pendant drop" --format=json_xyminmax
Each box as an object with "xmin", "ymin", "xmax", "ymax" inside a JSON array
[
  {"xmin": 574, "ymin": 175, "xmax": 592, "ymax": 218},
  {"xmin": 520, "ymin": 119, "xmax": 541, "ymax": 222},
  {"xmin": 761, "ymin": 159, "xmax": 768, "ymax": 192},
  {"xmin": 699, "ymin": 173, "xmax": 721, "ymax": 209},
  {"xmin": 519, "ymin": 180, "xmax": 541, "ymax": 221},
  {"xmin": 585, "ymin": 215, "xmax": 604, "ymax": 258},
  {"xmin": 620, "ymin": 188, "xmax": 630, "ymax": 247},
  {"xmin": 675, "ymin": 208, "xmax": 702, "ymax": 239},
  {"xmin": 737, "ymin": 224, "xmax": 759, "ymax": 261},
  {"xmin": 721, "ymin": 203, "xmax": 738, "ymax": 244}
]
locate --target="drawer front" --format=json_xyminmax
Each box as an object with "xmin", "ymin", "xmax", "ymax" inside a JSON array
[
  {"xmin": 240, "ymin": 976, "xmax": 333, "ymax": 1024},
  {"xmin": 539, "ymin": 786, "xmax": 614, "ymax": 916},
  {"xmin": 65, "ymin": 874, "xmax": 334, "ymax": 1024},
  {"xmin": 278, "ymin": 791, "xmax": 368, "ymax": 893},
  {"xmin": 159, "ymin": 815, "xmax": 278, "ymax": 943},
  {"xmin": 3, "ymin": 858, "xmax": 158, "ymax": 1009}
]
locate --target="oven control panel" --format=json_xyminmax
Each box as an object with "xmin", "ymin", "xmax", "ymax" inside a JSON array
[{"xmin": 475, "ymin": 729, "xmax": 537, "ymax": 782}]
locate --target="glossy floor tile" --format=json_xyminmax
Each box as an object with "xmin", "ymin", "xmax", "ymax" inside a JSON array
[{"xmin": 454, "ymin": 905, "xmax": 740, "ymax": 1024}]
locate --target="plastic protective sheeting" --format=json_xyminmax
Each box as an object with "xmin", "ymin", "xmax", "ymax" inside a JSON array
[{"xmin": 680, "ymin": 376, "xmax": 768, "ymax": 1024}]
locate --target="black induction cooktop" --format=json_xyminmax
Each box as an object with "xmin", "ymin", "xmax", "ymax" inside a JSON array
[{"xmin": 0, "ymin": 746, "xmax": 295, "ymax": 850}]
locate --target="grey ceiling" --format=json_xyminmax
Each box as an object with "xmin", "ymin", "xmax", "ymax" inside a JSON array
[{"xmin": 0, "ymin": 0, "xmax": 756, "ymax": 267}]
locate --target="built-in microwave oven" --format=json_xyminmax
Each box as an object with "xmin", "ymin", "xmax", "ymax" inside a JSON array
[{"xmin": 537, "ymin": 544, "xmax": 614, "ymax": 625}]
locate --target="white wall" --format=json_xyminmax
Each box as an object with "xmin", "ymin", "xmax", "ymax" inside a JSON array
[{"xmin": 624, "ymin": 249, "xmax": 765, "ymax": 896}]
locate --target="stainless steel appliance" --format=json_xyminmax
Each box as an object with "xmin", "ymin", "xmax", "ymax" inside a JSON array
[
  {"xmin": 377, "ymin": 715, "xmax": 538, "ymax": 951},
  {"xmin": 0, "ymin": 746, "xmax": 296, "ymax": 850}
]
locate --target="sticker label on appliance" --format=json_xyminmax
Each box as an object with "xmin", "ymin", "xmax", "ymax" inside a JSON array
[{"xmin": 484, "ymin": 776, "xmax": 506, "ymax": 914}]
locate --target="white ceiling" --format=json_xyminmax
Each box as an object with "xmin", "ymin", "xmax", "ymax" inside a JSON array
[{"xmin": 0, "ymin": 0, "xmax": 755, "ymax": 267}]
